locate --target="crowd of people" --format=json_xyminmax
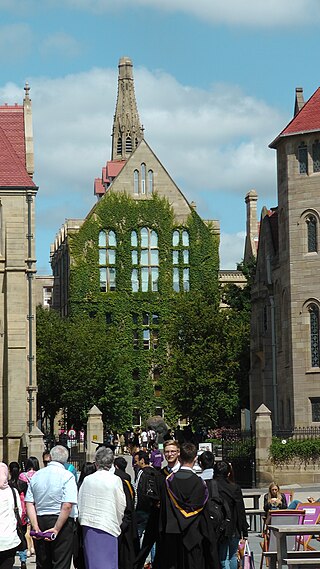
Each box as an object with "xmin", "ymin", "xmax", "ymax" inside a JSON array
[{"xmin": 0, "ymin": 439, "xmax": 250, "ymax": 569}]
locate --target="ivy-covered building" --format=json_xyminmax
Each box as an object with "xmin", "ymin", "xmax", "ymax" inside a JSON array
[{"xmin": 50, "ymin": 57, "xmax": 219, "ymax": 424}]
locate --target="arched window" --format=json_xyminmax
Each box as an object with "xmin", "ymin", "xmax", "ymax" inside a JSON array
[
  {"xmin": 313, "ymin": 140, "xmax": 320, "ymax": 173},
  {"xmin": 134, "ymin": 170, "xmax": 139, "ymax": 195},
  {"xmin": 298, "ymin": 142, "xmax": 308, "ymax": 174},
  {"xmin": 148, "ymin": 170, "xmax": 153, "ymax": 194},
  {"xmin": 98, "ymin": 230, "xmax": 117, "ymax": 292},
  {"xmin": 141, "ymin": 163, "xmax": 146, "ymax": 194},
  {"xmin": 309, "ymin": 304, "xmax": 320, "ymax": 367},
  {"xmin": 131, "ymin": 228, "xmax": 159, "ymax": 292},
  {"xmin": 307, "ymin": 215, "xmax": 317, "ymax": 252},
  {"xmin": 126, "ymin": 135, "xmax": 132, "ymax": 153},
  {"xmin": 117, "ymin": 136, "xmax": 122, "ymax": 155},
  {"xmin": 172, "ymin": 229, "xmax": 190, "ymax": 292}
]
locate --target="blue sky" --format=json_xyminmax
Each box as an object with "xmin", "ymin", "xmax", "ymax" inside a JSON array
[{"xmin": 1, "ymin": 0, "xmax": 320, "ymax": 273}]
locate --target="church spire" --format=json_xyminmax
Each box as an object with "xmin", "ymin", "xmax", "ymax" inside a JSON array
[{"xmin": 111, "ymin": 57, "xmax": 144, "ymax": 161}]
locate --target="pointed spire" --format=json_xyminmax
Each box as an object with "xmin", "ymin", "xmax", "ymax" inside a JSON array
[
  {"xmin": 294, "ymin": 87, "xmax": 305, "ymax": 116},
  {"xmin": 111, "ymin": 57, "xmax": 144, "ymax": 161},
  {"xmin": 24, "ymin": 81, "xmax": 30, "ymax": 101}
]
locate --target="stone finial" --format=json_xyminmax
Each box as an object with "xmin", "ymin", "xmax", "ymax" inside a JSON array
[
  {"xmin": 87, "ymin": 405, "xmax": 102, "ymax": 416},
  {"xmin": 255, "ymin": 403, "xmax": 272, "ymax": 416},
  {"xmin": 24, "ymin": 81, "xmax": 30, "ymax": 100},
  {"xmin": 190, "ymin": 201, "xmax": 197, "ymax": 210}
]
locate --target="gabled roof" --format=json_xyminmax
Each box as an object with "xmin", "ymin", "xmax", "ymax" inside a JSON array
[
  {"xmin": 270, "ymin": 87, "xmax": 320, "ymax": 148},
  {"xmin": 0, "ymin": 104, "xmax": 35, "ymax": 187}
]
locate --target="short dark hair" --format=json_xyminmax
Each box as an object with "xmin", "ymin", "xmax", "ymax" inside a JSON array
[
  {"xmin": 180, "ymin": 442, "xmax": 197, "ymax": 464},
  {"xmin": 114, "ymin": 456, "xmax": 127, "ymax": 472},
  {"xmin": 137, "ymin": 450, "xmax": 150, "ymax": 465},
  {"xmin": 198, "ymin": 451, "xmax": 215, "ymax": 470},
  {"xmin": 214, "ymin": 460, "xmax": 231, "ymax": 479},
  {"xmin": 26, "ymin": 456, "xmax": 40, "ymax": 472}
]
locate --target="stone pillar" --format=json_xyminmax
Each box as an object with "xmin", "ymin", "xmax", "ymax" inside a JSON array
[
  {"xmin": 86, "ymin": 405, "xmax": 103, "ymax": 462},
  {"xmin": 255, "ymin": 404, "xmax": 274, "ymax": 486},
  {"xmin": 25, "ymin": 426, "xmax": 45, "ymax": 465}
]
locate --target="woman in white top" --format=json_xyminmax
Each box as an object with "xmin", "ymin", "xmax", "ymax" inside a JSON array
[
  {"xmin": 78, "ymin": 447, "xmax": 126, "ymax": 569},
  {"xmin": 0, "ymin": 462, "xmax": 22, "ymax": 569}
]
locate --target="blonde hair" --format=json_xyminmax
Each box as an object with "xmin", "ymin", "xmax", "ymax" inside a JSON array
[{"xmin": 267, "ymin": 482, "xmax": 282, "ymax": 503}]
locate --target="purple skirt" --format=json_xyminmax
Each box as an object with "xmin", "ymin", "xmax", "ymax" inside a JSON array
[{"xmin": 82, "ymin": 526, "xmax": 118, "ymax": 569}]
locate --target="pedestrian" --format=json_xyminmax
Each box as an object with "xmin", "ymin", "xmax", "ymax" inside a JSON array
[
  {"xmin": 161, "ymin": 440, "xmax": 180, "ymax": 476},
  {"xmin": 198, "ymin": 450, "xmax": 215, "ymax": 481},
  {"xmin": 0, "ymin": 462, "xmax": 23, "ymax": 569},
  {"xmin": 114, "ymin": 457, "xmax": 140, "ymax": 569},
  {"xmin": 154, "ymin": 442, "xmax": 219, "ymax": 569},
  {"xmin": 214, "ymin": 461, "xmax": 248, "ymax": 569},
  {"xmin": 19, "ymin": 457, "xmax": 39, "ymax": 558},
  {"xmin": 8, "ymin": 462, "xmax": 28, "ymax": 569},
  {"xmin": 25, "ymin": 445, "xmax": 78, "ymax": 569},
  {"xmin": 78, "ymin": 446, "xmax": 126, "ymax": 569},
  {"xmin": 74, "ymin": 462, "xmax": 96, "ymax": 569},
  {"xmin": 150, "ymin": 443, "xmax": 163, "ymax": 471}
]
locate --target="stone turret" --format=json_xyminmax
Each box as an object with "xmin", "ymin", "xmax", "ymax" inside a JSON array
[
  {"xmin": 111, "ymin": 56, "xmax": 144, "ymax": 161},
  {"xmin": 294, "ymin": 87, "xmax": 305, "ymax": 117},
  {"xmin": 23, "ymin": 82, "xmax": 34, "ymax": 178}
]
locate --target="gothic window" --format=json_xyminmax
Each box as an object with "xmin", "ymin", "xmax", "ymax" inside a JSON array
[
  {"xmin": 172, "ymin": 229, "xmax": 190, "ymax": 292},
  {"xmin": 307, "ymin": 215, "xmax": 317, "ymax": 253},
  {"xmin": 141, "ymin": 163, "xmax": 146, "ymax": 194},
  {"xmin": 117, "ymin": 136, "xmax": 122, "ymax": 155},
  {"xmin": 126, "ymin": 135, "xmax": 132, "ymax": 153},
  {"xmin": 309, "ymin": 304, "xmax": 320, "ymax": 367},
  {"xmin": 313, "ymin": 140, "xmax": 320, "ymax": 173},
  {"xmin": 98, "ymin": 230, "xmax": 117, "ymax": 292},
  {"xmin": 134, "ymin": 170, "xmax": 139, "ymax": 194},
  {"xmin": 148, "ymin": 170, "xmax": 153, "ymax": 194},
  {"xmin": 131, "ymin": 228, "xmax": 159, "ymax": 292},
  {"xmin": 298, "ymin": 143, "xmax": 308, "ymax": 174}
]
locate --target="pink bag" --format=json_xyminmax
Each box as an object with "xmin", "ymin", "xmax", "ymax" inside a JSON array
[{"xmin": 242, "ymin": 541, "xmax": 255, "ymax": 569}]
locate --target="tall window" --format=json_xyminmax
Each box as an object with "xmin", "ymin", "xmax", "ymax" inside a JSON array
[
  {"xmin": 298, "ymin": 143, "xmax": 308, "ymax": 174},
  {"xmin": 142, "ymin": 312, "xmax": 159, "ymax": 350},
  {"xmin": 131, "ymin": 228, "xmax": 159, "ymax": 292},
  {"xmin": 307, "ymin": 215, "xmax": 317, "ymax": 253},
  {"xmin": 313, "ymin": 140, "xmax": 320, "ymax": 173},
  {"xmin": 132, "ymin": 164, "xmax": 154, "ymax": 195},
  {"xmin": 148, "ymin": 170, "xmax": 153, "ymax": 194},
  {"xmin": 134, "ymin": 170, "xmax": 139, "ymax": 194},
  {"xmin": 141, "ymin": 163, "xmax": 146, "ymax": 194},
  {"xmin": 309, "ymin": 304, "xmax": 320, "ymax": 367},
  {"xmin": 126, "ymin": 135, "xmax": 132, "ymax": 153},
  {"xmin": 311, "ymin": 398, "xmax": 320, "ymax": 422},
  {"xmin": 172, "ymin": 229, "xmax": 190, "ymax": 292},
  {"xmin": 117, "ymin": 137, "xmax": 122, "ymax": 155},
  {"xmin": 98, "ymin": 230, "xmax": 116, "ymax": 291}
]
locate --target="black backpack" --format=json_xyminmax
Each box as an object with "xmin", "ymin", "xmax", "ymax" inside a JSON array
[
  {"xmin": 206, "ymin": 479, "xmax": 232, "ymax": 542},
  {"xmin": 138, "ymin": 467, "xmax": 159, "ymax": 511}
]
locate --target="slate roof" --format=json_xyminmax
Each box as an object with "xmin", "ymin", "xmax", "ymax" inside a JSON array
[
  {"xmin": 0, "ymin": 104, "xmax": 35, "ymax": 187},
  {"xmin": 270, "ymin": 87, "xmax": 320, "ymax": 148}
]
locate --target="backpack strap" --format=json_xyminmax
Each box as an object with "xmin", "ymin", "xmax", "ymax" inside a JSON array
[{"xmin": 209, "ymin": 479, "xmax": 232, "ymax": 521}]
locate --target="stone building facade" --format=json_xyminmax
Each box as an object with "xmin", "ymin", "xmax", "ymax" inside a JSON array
[
  {"xmin": 250, "ymin": 87, "xmax": 320, "ymax": 428},
  {"xmin": 50, "ymin": 57, "xmax": 220, "ymax": 425},
  {"xmin": 0, "ymin": 86, "xmax": 38, "ymax": 461}
]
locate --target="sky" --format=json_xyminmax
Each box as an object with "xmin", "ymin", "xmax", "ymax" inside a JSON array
[{"xmin": 1, "ymin": 0, "xmax": 320, "ymax": 273}]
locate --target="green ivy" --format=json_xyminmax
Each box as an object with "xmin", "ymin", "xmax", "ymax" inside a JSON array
[
  {"xmin": 270, "ymin": 437, "xmax": 320, "ymax": 466},
  {"xmin": 67, "ymin": 192, "xmax": 219, "ymax": 427}
]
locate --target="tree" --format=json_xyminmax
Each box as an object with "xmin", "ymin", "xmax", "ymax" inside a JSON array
[
  {"xmin": 36, "ymin": 307, "xmax": 133, "ymax": 432},
  {"xmin": 222, "ymin": 257, "xmax": 256, "ymax": 410},
  {"xmin": 163, "ymin": 292, "xmax": 241, "ymax": 428}
]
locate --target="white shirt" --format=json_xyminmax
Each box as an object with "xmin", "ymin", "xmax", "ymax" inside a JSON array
[
  {"xmin": 199, "ymin": 468, "xmax": 214, "ymax": 480},
  {"xmin": 78, "ymin": 469, "xmax": 126, "ymax": 537},
  {"xmin": 0, "ymin": 487, "xmax": 21, "ymax": 552},
  {"xmin": 25, "ymin": 461, "xmax": 78, "ymax": 518}
]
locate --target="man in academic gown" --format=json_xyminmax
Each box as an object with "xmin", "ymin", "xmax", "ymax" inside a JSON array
[
  {"xmin": 154, "ymin": 442, "xmax": 219, "ymax": 569},
  {"xmin": 114, "ymin": 457, "xmax": 140, "ymax": 569}
]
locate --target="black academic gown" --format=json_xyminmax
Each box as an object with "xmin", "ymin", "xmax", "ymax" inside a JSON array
[
  {"xmin": 115, "ymin": 469, "xmax": 140, "ymax": 569},
  {"xmin": 154, "ymin": 468, "xmax": 219, "ymax": 569}
]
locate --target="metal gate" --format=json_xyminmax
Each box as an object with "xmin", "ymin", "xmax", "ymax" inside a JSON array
[{"xmin": 221, "ymin": 429, "xmax": 256, "ymax": 488}]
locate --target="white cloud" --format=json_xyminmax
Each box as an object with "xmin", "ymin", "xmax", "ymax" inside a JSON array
[
  {"xmin": 40, "ymin": 32, "xmax": 81, "ymax": 58},
  {"xmin": 0, "ymin": 23, "xmax": 33, "ymax": 61},
  {"xmin": 62, "ymin": 0, "xmax": 320, "ymax": 27},
  {"xmin": 0, "ymin": 64, "xmax": 285, "ymax": 271},
  {"xmin": 220, "ymin": 231, "xmax": 246, "ymax": 269}
]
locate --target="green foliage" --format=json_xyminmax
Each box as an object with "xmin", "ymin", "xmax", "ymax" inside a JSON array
[
  {"xmin": 63, "ymin": 192, "xmax": 220, "ymax": 427},
  {"xmin": 270, "ymin": 437, "xmax": 320, "ymax": 465},
  {"xmin": 163, "ymin": 292, "xmax": 241, "ymax": 428},
  {"xmin": 221, "ymin": 257, "xmax": 256, "ymax": 409}
]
